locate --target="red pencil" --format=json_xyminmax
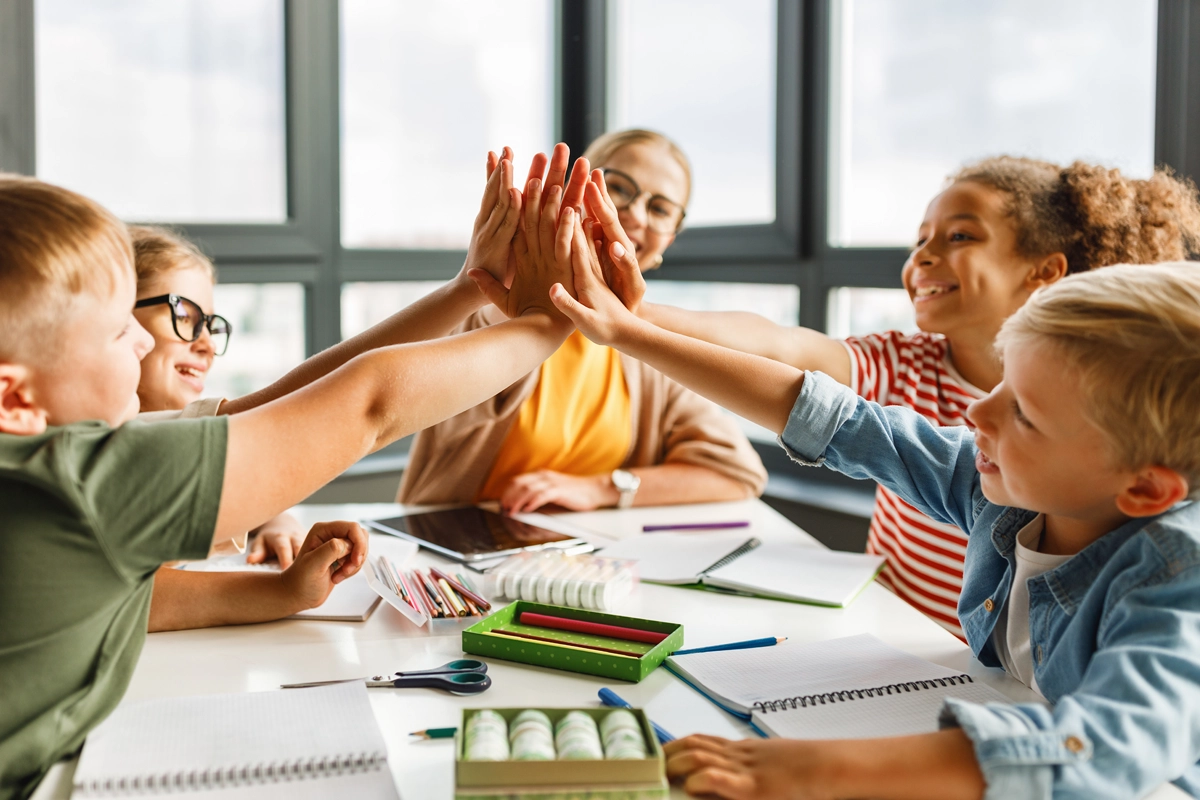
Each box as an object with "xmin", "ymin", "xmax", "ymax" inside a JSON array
[
  {"xmin": 518, "ymin": 612, "xmax": 668, "ymax": 644},
  {"xmin": 489, "ymin": 629, "xmax": 642, "ymax": 658},
  {"xmin": 429, "ymin": 566, "xmax": 492, "ymax": 611}
]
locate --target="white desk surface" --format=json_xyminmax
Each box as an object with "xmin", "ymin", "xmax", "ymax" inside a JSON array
[{"xmin": 37, "ymin": 499, "xmax": 1186, "ymax": 800}]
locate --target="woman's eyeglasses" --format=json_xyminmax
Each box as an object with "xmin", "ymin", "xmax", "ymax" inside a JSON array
[
  {"xmin": 134, "ymin": 294, "xmax": 232, "ymax": 356},
  {"xmin": 601, "ymin": 168, "xmax": 687, "ymax": 234}
]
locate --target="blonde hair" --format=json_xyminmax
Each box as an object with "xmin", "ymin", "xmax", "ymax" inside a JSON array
[
  {"xmin": 583, "ymin": 128, "xmax": 693, "ymax": 207},
  {"xmin": 997, "ymin": 261, "xmax": 1200, "ymax": 495},
  {"xmin": 129, "ymin": 225, "xmax": 216, "ymax": 293},
  {"xmin": 0, "ymin": 174, "xmax": 132, "ymax": 361}
]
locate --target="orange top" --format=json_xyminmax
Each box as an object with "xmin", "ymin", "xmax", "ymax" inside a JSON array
[{"xmin": 477, "ymin": 330, "xmax": 633, "ymax": 500}]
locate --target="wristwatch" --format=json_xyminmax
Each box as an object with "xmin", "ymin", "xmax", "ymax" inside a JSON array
[{"xmin": 611, "ymin": 469, "xmax": 641, "ymax": 510}]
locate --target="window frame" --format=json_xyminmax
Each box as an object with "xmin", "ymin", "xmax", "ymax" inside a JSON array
[{"xmin": 2, "ymin": 0, "xmax": 1198, "ymax": 357}]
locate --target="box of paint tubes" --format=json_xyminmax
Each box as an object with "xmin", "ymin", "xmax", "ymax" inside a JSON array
[{"xmin": 455, "ymin": 707, "xmax": 667, "ymax": 800}]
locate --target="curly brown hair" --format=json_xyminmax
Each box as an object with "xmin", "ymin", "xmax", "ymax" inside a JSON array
[{"xmin": 951, "ymin": 156, "xmax": 1200, "ymax": 273}]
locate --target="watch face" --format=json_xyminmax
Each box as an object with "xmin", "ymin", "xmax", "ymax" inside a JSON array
[{"xmin": 613, "ymin": 470, "xmax": 639, "ymax": 491}]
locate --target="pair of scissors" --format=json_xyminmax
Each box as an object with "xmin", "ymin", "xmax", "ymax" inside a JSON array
[{"xmin": 280, "ymin": 659, "xmax": 491, "ymax": 694}]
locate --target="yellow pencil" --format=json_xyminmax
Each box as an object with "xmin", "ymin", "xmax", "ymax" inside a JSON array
[{"xmin": 439, "ymin": 578, "xmax": 468, "ymax": 616}]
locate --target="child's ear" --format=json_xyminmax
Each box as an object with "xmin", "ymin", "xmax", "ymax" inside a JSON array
[
  {"xmin": 0, "ymin": 364, "xmax": 49, "ymax": 435},
  {"xmin": 1028, "ymin": 253, "xmax": 1069, "ymax": 289},
  {"xmin": 1115, "ymin": 465, "xmax": 1190, "ymax": 518}
]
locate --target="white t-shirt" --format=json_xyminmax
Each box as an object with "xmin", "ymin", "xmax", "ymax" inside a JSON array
[
  {"xmin": 136, "ymin": 397, "xmax": 224, "ymax": 422},
  {"xmin": 992, "ymin": 514, "xmax": 1073, "ymax": 694}
]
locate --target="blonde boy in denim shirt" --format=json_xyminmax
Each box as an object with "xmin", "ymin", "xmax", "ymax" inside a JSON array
[{"xmin": 545, "ymin": 250, "xmax": 1200, "ymax": 799}]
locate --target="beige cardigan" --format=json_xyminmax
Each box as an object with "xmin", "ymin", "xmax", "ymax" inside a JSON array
[{"xmin": 398, "ymin": 307, "xmax": 768, "ymax": 504}]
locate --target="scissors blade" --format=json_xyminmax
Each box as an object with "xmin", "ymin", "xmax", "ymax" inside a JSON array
[{"xmin": 280, "ymin": 678, "xmax": 365, "ymax": 689}]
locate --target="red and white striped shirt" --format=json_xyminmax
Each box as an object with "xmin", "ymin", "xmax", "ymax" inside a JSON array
[{"xmin": 842, "ymin": 331, "xmax": 986, "ymax": 639}]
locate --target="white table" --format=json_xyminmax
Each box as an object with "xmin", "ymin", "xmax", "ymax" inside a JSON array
[{"xmin": 36, "ymin": 500, "xmax": 1186, "ymax": 799}]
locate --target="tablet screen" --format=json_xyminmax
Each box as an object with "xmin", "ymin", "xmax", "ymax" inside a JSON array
[{"xmin": 366, "ymin": 507, "xmax": 581, "ymax": 561}]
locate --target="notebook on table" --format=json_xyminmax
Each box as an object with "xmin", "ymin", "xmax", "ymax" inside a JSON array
[
  {"xmin": 73, "ymin": 682, "xmax": 399, "ymax": 799},
  {"xmin": 598, "ymin": 533, "xmax": 885, "ymax": 608},
  {"xmin": 666, "ymin": 634, "xmax": 1009, "ymax": 740}
]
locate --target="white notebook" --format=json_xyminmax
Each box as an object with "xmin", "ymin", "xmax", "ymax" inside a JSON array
[
  {"xmin": 599, "ymin": 534, "xmax": 884, "ymax": 607},
  {"xmin": 666, "ymin": 634, "xmax": 1008, "ymax": 739},
  {"xmin": 73, "ymin": 682, "xmax": 399, "ymax": 799}
]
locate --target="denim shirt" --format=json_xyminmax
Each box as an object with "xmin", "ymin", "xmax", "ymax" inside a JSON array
[{"xmin": 779, "ymin": 372, "xmax": 1200, "ymax": 800}]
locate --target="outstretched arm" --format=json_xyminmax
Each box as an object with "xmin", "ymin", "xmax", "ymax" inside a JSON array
[
  {"xmin": 582, "ymin": 172, "xmax": 851, "ymax": 384},
  {"xmin": 221, "ymin": 150, "xmax": 525, "ymax": 416},
  {"xmin": 211, "ymin": 189, "xmax": 581, "ymax": 547}
]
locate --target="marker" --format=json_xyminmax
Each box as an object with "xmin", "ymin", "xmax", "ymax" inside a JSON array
[
  {"xmin": 672, "ymin": 636, "xmax": 787, "ymax": 656},
  {"xmin": 410, "ymin": 727, "xmax": 457, "ymax": 740},
  {"xmin": 642, "ymin": 521, "xmax": 750, "ymax": 533},
  {"xmin": 598, "ymin": 688, "xmax": 674, "ymax": 744}
]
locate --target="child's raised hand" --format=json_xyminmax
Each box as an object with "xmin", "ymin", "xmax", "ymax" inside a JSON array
[
  {"xmin": 469, "ymin": 173, "xmax": 579, "ymax": 322},
  {"xmin": 663, "ymin": 735, "xmax": 834, "ymax": 800},
  {"xmin": 584, "ymin": 169, "xmax": 646, "ymax": 314},
  {"xmin": 457, "ymin": 147, "xmax": 523, "ymax": 293},
  {"xmin": 279, "ymin": 521, "xmax": 370, "ymax": 611},
  {"xmin": 546, "ymin": 217, "xmax": 640, "ymax": 347}
]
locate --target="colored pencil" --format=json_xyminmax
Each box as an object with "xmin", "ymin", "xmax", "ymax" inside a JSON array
[
  {"xmin": 598, "ymin": 688, "xmax": 675, "ymax": 744},
  {"xmin": 419, "ymin": 570, "xmax": 451, "ymax": 617},
  {"xmin": 518, "ymin": 611, "xmax": 667, "ymax": 644},
  {"xmin": 488, "ymin": 629, "xmax": 642, "ymax": 658},
  {"xmin": 426, "ymin": 570, "xmax": 457, "ymax": 617},
  {"xmin": 456, "ymin": 572, "xmax": 479, "ymax": 593},
  {"xmin": 672, "ymin": 636, "xmax": 787, "ymax": 656},
  {"xmin": 439, "ymin": 578, "xmax": 468, "ymax": 616},
  {"xmin": 642, "ymin": 521, "xmax": 750, "ymax": 532},
  {"xmin": 410, "ymin": 727, "xmax": 457, "ymax": 740},
  {"xmin": 408, "ymin": 570, "xmax": 439, "ymax": 617},
  {"xmin": 431, "ymin": 566, "xmax": 492, "ymax": 611},
  {"xmin": 396, "ymin": 569, "xmax": 421, "ymax": 612}
]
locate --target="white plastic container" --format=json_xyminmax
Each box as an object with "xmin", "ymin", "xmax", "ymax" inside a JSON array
[{"xmin": 486, "ymin": 551, "xmax": 638, "ymax": 612}]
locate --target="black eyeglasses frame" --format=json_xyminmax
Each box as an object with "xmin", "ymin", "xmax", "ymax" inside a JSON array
[{"xmin": 134, "ymin": 293, "xmax": 232, "ymax": 356}]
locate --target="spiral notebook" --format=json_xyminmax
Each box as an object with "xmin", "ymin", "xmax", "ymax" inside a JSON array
[
  {"xmin": 598, "ymin": 533, "xmax": 885, "ymax": 607},
  {"xmin": 73, "ymin": 682, "xmax": 399, "ymax": 798},
  {"xmin": 666, "ymin": 634, "xmax": 1008, "ymax": 739}
]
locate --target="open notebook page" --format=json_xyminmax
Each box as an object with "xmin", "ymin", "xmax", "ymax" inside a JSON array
[
  {"xmin": 75, "ymin": 683, "xmax": 389, "ymax": 787},
  {"xmin": 704, "ymin": 543, "xmax": 885, "ymax": 607},
  {"xmin": 666, "ymin": 634, "xmax": 967, "ymax": 716},
  {"xmin": 597, "ymin": 532, "xmax": 752, "ymax": 583},
  {"xmin": 755, "ymin": 679, "xmax": 1007, "ymax": 740}
]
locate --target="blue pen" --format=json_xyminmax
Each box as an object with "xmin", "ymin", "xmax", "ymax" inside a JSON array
[
  {"xmin": 598, "ymin": 688, "xmax": 675, "ymax": 744},
  {"xmin": 671, "ymin": 636, "xmax": 787, "ymax": 656}
]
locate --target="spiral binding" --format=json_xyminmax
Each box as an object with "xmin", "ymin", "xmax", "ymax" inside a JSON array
[
  {"xmin": 701, "ymin": 537, "xmax": 762, "ymax": 574},
  {"xmin": 752, "ymin": 674, "xmax": 975, "ymax": 714},
  {"xmin": 78, "ymin": 751, "xmax": 387, "ymax": 796}
]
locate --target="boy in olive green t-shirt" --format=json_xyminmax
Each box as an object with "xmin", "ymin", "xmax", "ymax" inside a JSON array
[{"xmin": 0, "ymin": 164, "xmax": 582, "ymax": 798}]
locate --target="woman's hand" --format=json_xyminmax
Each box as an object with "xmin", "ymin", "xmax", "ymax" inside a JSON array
[
  {"xmin": 246, "ymin": 512, "xmax": 306, "ymax": 567},
  {"xmin": 469, "ymin": 169, "xmax": 585, "ymax": 321},
  {"xmin": 455, "ymin": 148, "xmax": 524, "ymax": 296},
  {"xmin": 664, "ymin": 736, "xmax": 837, "ymax": 800},
  {"xmin": 279, "ymin": 521, "xmax": 370, "ymax": 611},
  {"xmin": 584, "ymin": 169, "xmax": 646, "ymax": 314},
  {"xmin": 499, "ymin": 470, "xmax": 618, "ymax": 515}
]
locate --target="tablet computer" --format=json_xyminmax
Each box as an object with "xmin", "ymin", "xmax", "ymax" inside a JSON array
[{"xmin": 363, "ymin": 507, "xmax": 592, "ymax": 563}]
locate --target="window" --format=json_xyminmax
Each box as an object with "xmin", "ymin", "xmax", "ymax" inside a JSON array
[
  {"xmin": 340, "ymin": 281, "xmax": 446, "ymax": 340},
  {"xmin": 826, "ymin": 288, "xmax": 916, "ymax": 340},
  {"xmin": 35, "ymin": 0, "xmax": 286, "ymax": 223},
  {"xmin": 340, "ymin": 0, "xmax": 555, "ymax": 249},
  {"xmin": 644, "ymin": 281, "xmax": 798, "ymax": 326},
  {"xmin": 608, "ymin": 0, "xmax": 776, "ymax": 227},
  {"xmin": 204, "ymin": 283, "xmax": 306, "ymax": 400},
  {"xmin": 827, "ymin": 0, "xmax": 1158, "ymax": 246}
]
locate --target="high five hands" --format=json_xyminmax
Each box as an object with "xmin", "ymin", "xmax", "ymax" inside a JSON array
[{"xmin": 464, "ymin": 142, "xmax": 647, "ymax": 344}]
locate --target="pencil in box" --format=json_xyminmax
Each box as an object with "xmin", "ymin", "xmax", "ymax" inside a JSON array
[{"xmin": 518, "ymin": 611, "xmax": 668, "ymax": 644}]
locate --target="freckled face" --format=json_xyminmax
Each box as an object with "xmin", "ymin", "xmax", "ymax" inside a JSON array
[
  {"xmin": 903, "ymin": 182, "xmax": 1044, "ymax": 341},
  {"xmin": 132, "ymin": 265, "xmax": 217, "ymax": 412},
  {"xmin": 597, "ymin": 141, "xmax": 689, "ymax": 272}
]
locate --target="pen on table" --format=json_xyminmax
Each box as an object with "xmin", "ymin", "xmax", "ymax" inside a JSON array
[
  {"xmin": 642, "ymin": 521, "xmax": 750, "ymax": 533},
  {"xmin": 672, "ymin": 636, "xmax": 787, "ymax": 656},
  {"xmin": 598, "ymin": 688, "xmax": 674, "ymax": 744},
  {"xmin": 409, "ymin": 727, "xmax": 457, "ymax": 740}
]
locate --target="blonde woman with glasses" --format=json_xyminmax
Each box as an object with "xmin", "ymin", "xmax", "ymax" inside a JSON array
[{"xmin": 399, "ymin": 131, "xmax": 766, "ymax": 514}]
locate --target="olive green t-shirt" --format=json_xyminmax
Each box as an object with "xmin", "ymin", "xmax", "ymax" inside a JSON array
[{"xmin": 0, "ymin": 416, "xmax": 227, "ymax": 800}]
